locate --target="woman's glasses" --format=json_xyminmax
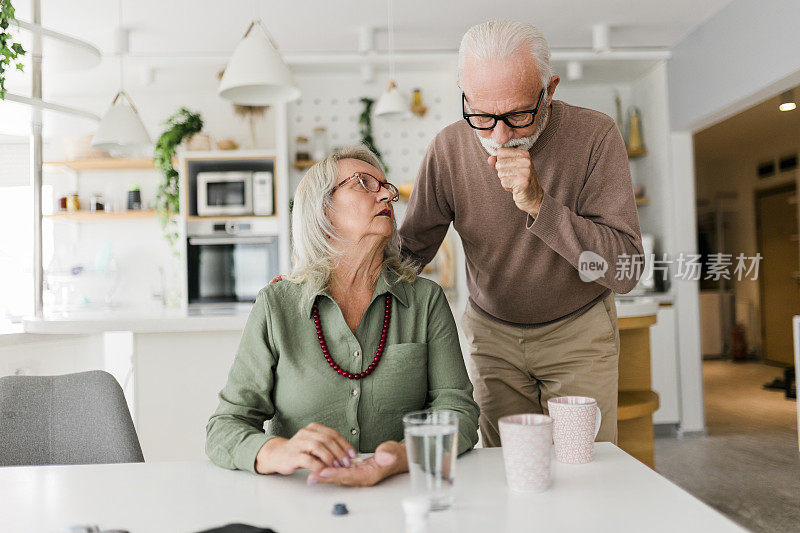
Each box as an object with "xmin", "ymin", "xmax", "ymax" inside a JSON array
[{"xmin": 331, "ymin": 172, "xmax": 399, "ymax": 202}]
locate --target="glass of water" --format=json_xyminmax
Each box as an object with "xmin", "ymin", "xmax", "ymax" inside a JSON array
[{"xmin": 402, "ymin": 409, "xmax": 459, "ymax": 511}]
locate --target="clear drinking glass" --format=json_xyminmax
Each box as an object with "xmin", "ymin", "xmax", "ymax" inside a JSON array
[{"xmin": 402, "ymin": 409, "xmax": 459, "ymax": 511}]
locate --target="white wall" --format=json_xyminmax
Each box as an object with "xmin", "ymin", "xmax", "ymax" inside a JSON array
[
  {"xmin": 630, "ymin": 62, "xmax": 673, "ymax": 254},
  {"xmin": 668, "ymin": 0, "xmax": 800, "ymax": 132},
  {"xmin": 670, "ymin": 132, "xmax": 706, "ymax": 433}
]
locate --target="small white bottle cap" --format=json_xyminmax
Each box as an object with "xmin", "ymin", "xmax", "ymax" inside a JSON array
[{"xmin": 402, "ymin": 496, "xmax": 431, "ymax": 532}]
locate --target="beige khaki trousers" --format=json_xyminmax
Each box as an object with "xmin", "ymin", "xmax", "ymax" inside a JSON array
[{"xmin": 461, "ymin": 293, "xmax": 620, "ymax": 446}]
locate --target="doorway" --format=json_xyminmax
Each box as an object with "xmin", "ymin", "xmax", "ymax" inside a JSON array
[{"xmin": 755, "ymin": 183, "xmax": 800, "ymax": 367}]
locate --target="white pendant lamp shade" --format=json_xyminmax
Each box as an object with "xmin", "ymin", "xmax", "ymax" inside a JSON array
[
  {"xmin": 218, "ymin": 20, "xmax": 300, "ymax": 105},
  {"xmin": 375, "ymin": 81, "xmax": 410, "ymax": 119},
  {"xmin": 91, "ymin": 90, "xmax": 151, "ymax": 152}
]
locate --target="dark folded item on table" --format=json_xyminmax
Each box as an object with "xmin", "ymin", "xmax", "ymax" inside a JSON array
[{"xmin": 195, "ymin": 524, "xmax": 277, "ymax": 533}]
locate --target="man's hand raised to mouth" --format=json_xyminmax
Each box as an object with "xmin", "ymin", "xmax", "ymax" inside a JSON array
[{"xmin": 488, "ymin": 147, "xmax": 544, "ymax": 219}]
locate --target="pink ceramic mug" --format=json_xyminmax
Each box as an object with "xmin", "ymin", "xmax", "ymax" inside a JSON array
[
  {"xmin": 498, "ymin": 413, "xmax": 553, "ymax": 492},
  {"xmin": 547, "ymin": 396, "xmax": 602, "ymax": 464}
]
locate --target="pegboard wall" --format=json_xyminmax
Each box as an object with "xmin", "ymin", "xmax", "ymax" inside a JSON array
[{"xmin": 287, "ymin": 70, "xmax": 461, "ymax": 192}]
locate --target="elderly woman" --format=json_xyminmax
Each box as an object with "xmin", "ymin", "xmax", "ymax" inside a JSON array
[{"xmin": 205, "ymin": 146, "xmax": 479, "ymax": 487}]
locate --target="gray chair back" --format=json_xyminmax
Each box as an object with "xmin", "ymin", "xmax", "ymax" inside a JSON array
[{"xmin": 0, "ymin": 370, "xmax": 144, "ymax": 466}]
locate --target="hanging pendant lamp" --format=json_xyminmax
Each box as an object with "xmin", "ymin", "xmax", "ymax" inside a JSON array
[
  {"xmin": 91, "ymin": 89, "xmax": 150, "ymax": 153},
  {"xmin": 91, "ymin": 2, "xmax": 150, "ymax": 154},
  {"xmin": 218, "ymin": 19, "xmax": 300, "ymax": 105},
  {"xmin": 374, "ymin": 0, "xmax": 410, "ymax": 119}
]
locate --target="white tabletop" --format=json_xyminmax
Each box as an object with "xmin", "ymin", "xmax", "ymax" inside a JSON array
[{"xmin": 0, "ymin": 444, "xmax": 742, "ymax": 533}]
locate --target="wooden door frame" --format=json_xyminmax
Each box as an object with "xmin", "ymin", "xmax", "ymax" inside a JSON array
[{"xmin": 754, "ymin": 182, "xmax": 797, "ymax": 364}]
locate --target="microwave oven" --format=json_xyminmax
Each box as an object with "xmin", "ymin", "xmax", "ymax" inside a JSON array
[{"xmin": 196, "ymin": 171, "xmax": 274, "ymax": 216}]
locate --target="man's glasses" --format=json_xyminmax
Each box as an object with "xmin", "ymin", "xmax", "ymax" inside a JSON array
[
  {"xmin": 462, "ymin": 88, "xmax": 546, "ymax": 130},
  {"xmin": 330, "ymin": 172, "xmax": 399, "ymax": 202}
]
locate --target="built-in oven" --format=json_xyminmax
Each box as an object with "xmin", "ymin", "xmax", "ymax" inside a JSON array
[{"xmin": 187, "ymin": 220, "xmax": 279, "ymax": 304}]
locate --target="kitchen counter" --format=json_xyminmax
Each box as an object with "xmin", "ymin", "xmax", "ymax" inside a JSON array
[
  {"xmin": 22, "ymin": 305, "xmax": 253, "ymax": 334},
  {"xmin": 614, "ymin": 296, "xmax": 660, "ymax": 318},
  {"xmin": 22, "ymin": 296, "xmax": 662, "ymax": 335}
]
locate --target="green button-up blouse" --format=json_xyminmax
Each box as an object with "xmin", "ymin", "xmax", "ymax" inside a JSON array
[{"xmin": 205, "ymin": 268, "xmax": 480, "ymax": 473}]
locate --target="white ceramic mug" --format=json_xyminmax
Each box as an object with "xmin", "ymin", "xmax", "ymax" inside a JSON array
[
  {"xmin": 498, "ymin": 413, "xmax": 553, "ymax": 492},
  {"xmin": 547, "ymin": 396, "xmax": 602, "ymax": 464}
]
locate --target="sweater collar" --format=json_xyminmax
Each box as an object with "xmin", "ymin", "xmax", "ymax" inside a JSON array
[{"xmin": 530, "ymin": 99, "xmax": 563, "ymax": 155}]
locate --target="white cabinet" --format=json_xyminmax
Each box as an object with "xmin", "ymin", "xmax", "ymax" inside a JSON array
[{"xmin": 650, "ymin": 305, "xmax": 681, "ymax": 424}]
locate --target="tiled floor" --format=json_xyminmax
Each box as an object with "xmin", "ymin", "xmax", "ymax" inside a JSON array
[{"xmin": 654, "ymin": 360, "xmax": 799, "ymax": 532}]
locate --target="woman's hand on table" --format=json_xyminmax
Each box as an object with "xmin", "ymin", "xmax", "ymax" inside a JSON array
[
  {"xmin": 255, "ymin": 423, "xmax": 357, "ymax": 475},
  {"xmin": 306, "ymin": 440, "xmax": 408, "ymax": 487}
]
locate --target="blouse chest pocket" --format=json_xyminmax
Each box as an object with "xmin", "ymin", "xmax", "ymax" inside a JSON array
[{"xmin": 370, "ymin": 342, "xmax": 428, "ymax": 414}]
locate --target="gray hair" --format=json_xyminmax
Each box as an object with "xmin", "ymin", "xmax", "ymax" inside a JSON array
[
  {"xmin": 287, "ymin": 145, "xmax": 418, "ymax": 305},
  {"xmin": 458, "ymin": 20, "xmax": 553, "ymax": 91}
]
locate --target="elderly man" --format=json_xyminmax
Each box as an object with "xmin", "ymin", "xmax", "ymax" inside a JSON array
[{"xmin": 399, "ymin": 20, "xmax": 643, "ymax": 446}]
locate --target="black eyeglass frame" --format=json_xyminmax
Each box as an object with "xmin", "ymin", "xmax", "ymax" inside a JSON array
[
  {"xmin": 330, "ymin": 172, "xmax": 400, "ymax": 202},
  {"xmin": 462, "ymin": 88, "xmax": 546, "ymax": 130}
]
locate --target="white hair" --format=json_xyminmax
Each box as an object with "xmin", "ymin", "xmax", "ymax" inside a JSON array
[
  {"xmin": 458, "ymin": 20, "xmax": 553, "ymax": 90},
  {"xmin": 287, "ymin": 145, "xmax": 418, "ymax": 306}
]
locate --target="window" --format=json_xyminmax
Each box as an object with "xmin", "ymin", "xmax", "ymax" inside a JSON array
[{"xmin": 0, "ymin": 143, "xmax": 53, "ymax": 321}]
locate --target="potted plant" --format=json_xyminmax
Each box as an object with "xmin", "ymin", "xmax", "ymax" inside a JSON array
[
  {"xmin": 0, "ymin": 0, "xmax": 26, "ymax": 100},
  {"xmin": 359, "ymin": 97, "xmax": 388, "ymax": 172},
  {"xmin": 153, "ymin": 108, "xmax": 203, "ymax": 251}
]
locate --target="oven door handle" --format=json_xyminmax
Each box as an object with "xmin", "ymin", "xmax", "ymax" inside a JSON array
[{"xmin": 188, "ymin": 236, "xmax": 276, "ymax": 245}]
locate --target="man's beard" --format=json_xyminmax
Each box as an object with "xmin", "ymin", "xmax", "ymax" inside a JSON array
[{"xmin": 477, "ymin": 102, "xmax": 550, "ymax": 157}]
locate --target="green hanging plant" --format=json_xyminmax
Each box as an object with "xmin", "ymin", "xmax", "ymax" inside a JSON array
[
  {"xmin": 153, "ymin": 108, "xmax": 203, "ymax": 251},
  {"xmin": 358, "ymin": 97, "xmax": 388, "ymax": 173},
  {"xmin": 0, "ymin": 0, "xmax": 26, "ymax": 100}
]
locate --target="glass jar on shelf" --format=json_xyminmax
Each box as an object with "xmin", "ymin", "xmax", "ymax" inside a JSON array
[
  {"xmin": 66, "ymin": 193, "xmax": 80, "ymax": 213},
  {"xmin": 90, "ymin": 193, "xmax": 105, "ymax": 212},
  {"xmin": 311, "ymin": 127, "xmax": 329, "ymax": 162},
  {"xmin": 295, "ymin": 136, "xmax": 310, "ymax": 162}
]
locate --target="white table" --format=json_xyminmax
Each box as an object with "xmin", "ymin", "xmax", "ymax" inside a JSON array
[{"xmin": 0, "ymin": 445, "xmax": 743, "ymax": 533}]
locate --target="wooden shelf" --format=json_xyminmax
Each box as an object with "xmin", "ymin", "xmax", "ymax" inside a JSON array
[
  {"xmin": 45, "ymin": 209, "xmax": 157, "ymax": 221},
  {"xmin": 635, "ymin": 196, "xmax": 650, "ymax": 206},
  {"xmin": 618, "ymin": 314, "xmax": 657, "ymax": 331},
  {"xmin": 292, "ymin": 159, "xmax": 317, "ymax": 170},
  {"xmin": 44, "ymin": 158, "xmax": 156, "ymax": 171},
  {"xmin": 617, "ymin": 390, "xmax": 660, "ymax": 421}
]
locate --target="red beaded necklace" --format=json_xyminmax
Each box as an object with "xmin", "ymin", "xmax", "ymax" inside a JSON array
[{"xmin": 312, "ymin": 293, "xmax": 391, "ymax": 380}]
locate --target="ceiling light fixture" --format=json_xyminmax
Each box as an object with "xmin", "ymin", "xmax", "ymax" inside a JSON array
[
  {"xmin": 374, "ymin": 0, "xmax": 410, "ymax": 119},
  {"xmin": 218, "ymin": 19, "xmax": 300, "ymax": 105},
  {"xmin": 566, "ymin": 61, "xmax": 583, "ymax": 81},
  {"xmin": 592, "ymin": 24, "xmax": 611, "ymax": 54},
  {"xmin": 779, "ymin": 90, "xmax": 796, "ymax": 112},
  {"xmin": 91, "ymin": 0, "xmax": 151, "ymax": 154}
]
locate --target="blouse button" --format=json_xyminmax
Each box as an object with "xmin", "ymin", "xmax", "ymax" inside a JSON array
[
  {"xmin": 353, "ymin": 350, "xmax": 360, "ymax": 358},
  {"xmin": 351, "ymin": 389, "xmax": 358, "ymax": 396},
  {"xmin": 350, "ymin": 428, "xmax": 358, "ymax": 435}
]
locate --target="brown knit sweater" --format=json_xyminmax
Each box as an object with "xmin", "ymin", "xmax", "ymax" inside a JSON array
[{"xmin": 399, "ymin": 99, "xmax": 643, "ymax": 326}]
